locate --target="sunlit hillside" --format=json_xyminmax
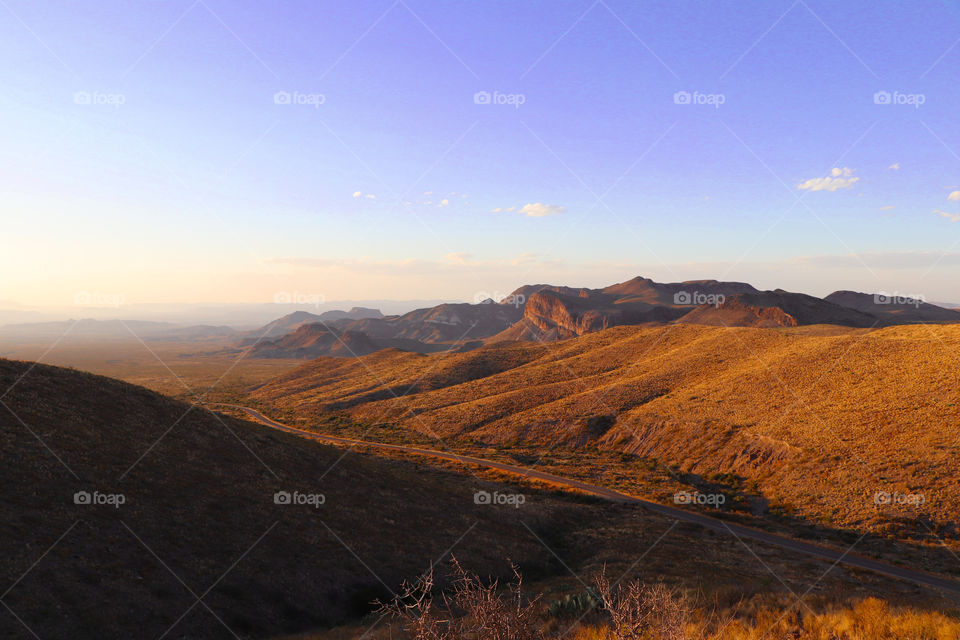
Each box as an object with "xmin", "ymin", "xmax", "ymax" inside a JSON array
[{"xmin": 252, "ymin": 323, "xmax": 960, "ymax": 541}]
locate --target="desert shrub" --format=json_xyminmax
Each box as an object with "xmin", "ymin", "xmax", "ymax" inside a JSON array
[
  {"xmin": 595, "ymin": 572, "xmax": 689, "ymax": 640},
  {"xmin": 378, "ymin": 557, "xmax": 544, "ymax": 640},
  {"xmin": 547, "ymin": 587, "xmax": 603, "ymax": 618}
]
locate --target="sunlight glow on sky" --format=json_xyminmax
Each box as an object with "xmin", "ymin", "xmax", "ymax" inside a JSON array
[{"xmin": 2, "ymin": 1, "xmax": 960, "ymax": 307}]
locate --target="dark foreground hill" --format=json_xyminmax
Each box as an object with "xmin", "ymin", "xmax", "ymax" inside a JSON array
[{"xmin": 0, "ymin": 358, "xmax": 603, "ymax": 638}]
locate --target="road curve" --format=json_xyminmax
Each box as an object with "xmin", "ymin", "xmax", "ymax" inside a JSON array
[{"xmin": 215, "ymin": 403, "xmax": 960, "ymax": 596}]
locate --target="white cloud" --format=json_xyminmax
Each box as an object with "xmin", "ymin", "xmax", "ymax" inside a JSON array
[
  {"xmin": 878, "ymin": 205, "xmax": 895, "ymax": 211},
  {"xmin": 364, "ymin": 194, "xmax": 376, "ymax": 200},
  {"xmin": 444, "ymin": 252, "xmax": 471, "ymax": 264},
  {"xmin": 505, "ymin": 207, "xmax": 515, "ymax": 212},
  {"xmin": 519, "ymin": 202, "xmax": 565, "ymax": 217},
  {"xmin": 948, "ymin": 191, "xmax": 960, "ymax": 202},
  {"xmin": 438, "ymin": 198, "xmax": 450, "ymax": 207},
  {"xmin": 888, "ymin": 163, "xmax": 900, "ymax": 170},
  {"xmin": 797, "ymin": 167, "xmax": 860, "ymax": 192},
  {"xmin": 491, "ymin": 207, "xmax": 502, "ymax": 213},
  {"xmin": 352, "ymin": 191, "xmax": 362, "ymax": 198},
  {"xmin": 935, "ymin": 209, "xmax": 960, "ymax": 222}
]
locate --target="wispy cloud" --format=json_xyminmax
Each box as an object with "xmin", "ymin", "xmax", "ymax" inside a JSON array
[
  {"xmin": 878, "ymin": 205, "xmax": 895, "ymax": 211},
  {"xmin": 490, "ymin": 203, "xmax": 561, "ymax": 217},
  {"xmin": 888, "ymin": 163, "xmax": 900, "ymax": 170},
  {"xmin": 935, "ymin": 209, "xmax": 960, "ymax": 222},
  {"xmin": 519, "ymin": 203, "xmax": 565, "ymax": 217},
  {"xmin": 796, "ymin": 167, "xmax": 859, "ymax": 192},
  {"xmin": 948, "ymin": 190, "xmax": 960, "ymax": 202}
]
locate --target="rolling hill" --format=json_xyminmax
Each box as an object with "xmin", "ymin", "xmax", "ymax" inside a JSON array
[
  {"xmin": 825, "ymin": 290, "xmax": 960, "ymax": 324},
  {"xmin": 4, "ymin": 357, "xmax": 959, "ymax": 638},
  {"xmin": 0, "ymin": 357, "xmax": 611, "ymax": 638},
  {"xmin": 251, "ymin": 322, "xmax": 960, "ymax": 545},
  {"xmin": 239, "ymin": 308, "xmax": 384, "ymax": 345}
]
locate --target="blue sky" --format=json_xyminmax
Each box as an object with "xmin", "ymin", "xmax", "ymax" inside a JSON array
[{"xmin": 2, "ymin": 0, "xmax": 960, "ymax": 306}]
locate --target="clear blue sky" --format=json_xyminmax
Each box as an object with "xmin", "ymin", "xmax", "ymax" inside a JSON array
[{"xmin": 2, "ymin": 0, "xmax": 960, "ymax": 306}]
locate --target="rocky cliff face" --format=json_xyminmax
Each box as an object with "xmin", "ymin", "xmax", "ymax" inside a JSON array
[{"xmin": 520, "ymin": 290, "xmax": 687, "ymax": 338}]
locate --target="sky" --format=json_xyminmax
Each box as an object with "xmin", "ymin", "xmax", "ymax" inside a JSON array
[{"xmin": 2, "ymin": 0, "xmax": 960, "ymax": 308}]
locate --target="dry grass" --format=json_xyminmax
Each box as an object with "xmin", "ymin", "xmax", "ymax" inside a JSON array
[{"xmin": 250, "ymin": 324, "xmax": 960, "ymax": 547}]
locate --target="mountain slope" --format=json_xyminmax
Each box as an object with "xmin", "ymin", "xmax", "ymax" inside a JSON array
[
  {"xmin": 251, "ymin": 323, "xmax": 960, "ymax": 543},
  {"xmin": 242, "ymin": 278, "xmax": 960, "ymax": 359},
  {"xmin": 0, "ymin": 358, "xmax": 605, "ymax": 638},
  {"xmin": 676, "ymin": 291, "xmax": 878, "ymax": 328},
  {"xmin": 826, "ymin": 290, "xmax": 960, "ymax": 324},
  {"xmin": 242, "ymin": 308, "xmax": 385, "ymax": 344}
]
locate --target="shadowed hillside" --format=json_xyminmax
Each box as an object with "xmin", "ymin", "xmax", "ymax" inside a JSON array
[{"xmin": 0, "ymin": 358, "xmax": 606, "ymax": 638}]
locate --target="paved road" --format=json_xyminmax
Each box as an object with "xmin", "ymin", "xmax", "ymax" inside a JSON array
[{"xmin": 216, "ymin": 403, "xmax": 960, "ymax": 595}]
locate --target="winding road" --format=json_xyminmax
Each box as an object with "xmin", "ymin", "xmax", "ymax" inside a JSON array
[{"xmin": 217, "ymin": 403, "xmax": 960, "ymax": 596}]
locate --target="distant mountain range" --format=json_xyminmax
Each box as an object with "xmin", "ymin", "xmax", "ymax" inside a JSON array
[
  {"xmin": 0, "ymin": 318, "xmax": 239, "ymax": 342},
  {"xmin": 241, "ymin": 276, "xmax": 960, "ymax": 359}
]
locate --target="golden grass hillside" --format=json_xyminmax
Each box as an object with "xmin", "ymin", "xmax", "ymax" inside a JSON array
[
  {"xmin": 8, "ymin": 357, "xmax": 948, "ymax": 638},
  {"xmin": 251, "ymin": 323, "xmax": 960, "ymax": 542}
]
